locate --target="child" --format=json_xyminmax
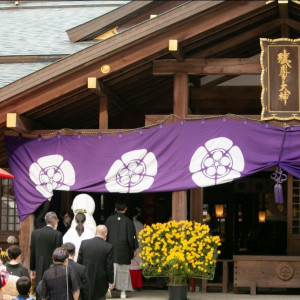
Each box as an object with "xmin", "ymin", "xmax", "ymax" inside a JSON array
[
  {"xmin": 5, "ymin": 245, "xmax": 30, "ymax": 278},
  {"xmin": 12, "ymin": 277, "xmax": 34, "ymax": 300},
  {"xmin": 3, "ymin": 245, "xmax": 30, "ymax": 299}
]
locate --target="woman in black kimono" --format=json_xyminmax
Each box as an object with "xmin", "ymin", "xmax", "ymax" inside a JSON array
[{"xmin": 39, "ymin": 248, "xmax": 80, "ymax": 300}]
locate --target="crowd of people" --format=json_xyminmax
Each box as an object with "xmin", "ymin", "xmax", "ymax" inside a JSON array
[{"xmin": 0, "ymin": 196, "xmax": 144, "ymax": 300}]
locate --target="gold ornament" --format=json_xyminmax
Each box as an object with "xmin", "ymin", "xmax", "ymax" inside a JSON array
[{"xmin": 101, "ymin": 64, "xmax": 111, "ymax": 74}]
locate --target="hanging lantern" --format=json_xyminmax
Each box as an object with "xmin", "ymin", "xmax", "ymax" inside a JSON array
[
  {"xmin": 215, "ymin": 204, "xmax": 224, "ymax": 218},
  {"xmin": 258, "ymin": 210, "xmax": 266, "ymax": 223}
]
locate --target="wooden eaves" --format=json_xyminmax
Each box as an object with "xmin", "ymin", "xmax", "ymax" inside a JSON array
[
  {"xmin": 0, "ymin": 0, "xmax": 268, "ymax": 124},
  {"xmin": 1, "ymin": 0, "xmax": 299, "ymax": 167},
  {"xmin": 66, "ymin": 0, "xmax": 189, "ymax": 42}
]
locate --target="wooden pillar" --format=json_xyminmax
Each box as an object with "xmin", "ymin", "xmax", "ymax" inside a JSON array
[
  {"xmin": 173, "ymin": 73, "xmax": 188, "ymax": 117},
  {"xmin": 19, "ymin": 214, "xmax": 34, "ymax": 270},
  {"xmin": 99, "ymin": 95, "xmax": 108, "ymax": 223},
  {"xmin": 190, "ymin": 188, "xmax": 203, "ymax": 222},
  {"xmin": 99, "ymin": 96, "xmax": 108, "ymax": 129},
  {"xmin": 172, "ymin": 73, "xmax": 188, "ymax": 221},
  {"xmin": 172, "ymin": 191, "xmax": 187, "ymax": 221},
  {"xmin": 190, "ymin": 188, "xmax": 203, "ymax": 292}
]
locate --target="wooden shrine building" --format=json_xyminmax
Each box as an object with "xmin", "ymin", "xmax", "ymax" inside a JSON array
[{"xmin": 0, "ymin": 0, "xmax": 300, "ymax": 294}]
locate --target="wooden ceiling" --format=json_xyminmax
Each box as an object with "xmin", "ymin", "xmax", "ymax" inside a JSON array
[{"xmin": 0, "ymin": 0, "xmax": 300, "ymax": 167}]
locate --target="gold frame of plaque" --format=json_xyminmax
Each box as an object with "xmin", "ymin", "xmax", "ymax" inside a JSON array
[{"xmin": 260, "ymin": 38, "xmax": 300, "ymax": 121}]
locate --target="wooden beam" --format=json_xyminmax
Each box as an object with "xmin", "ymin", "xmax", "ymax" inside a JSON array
[
  {"xmin": 105, "ymin": 62, "xmax": 152, "ymax": 86},
  {"xmin": 201, "ymin": 75, "xmax": 239, "ymax": 87},
  {"xmin": 98, "ymin": 81, "xmax": 133, "ymax": 112},
  {"xmin": 189, "ymin": 19, "xmax": 281, "ymax": 58},
  {"xmin": 6, "ymin": 113, "xmax": 41, "ymax": 132},
  {"xmin": 187, "ymin": 114, "xmax": 259, "ymax": 120},
  {"xmin": 4, "ymin": 128, "xmax": 125, "ymax": 137},
  {"xmin": 145, "ymin": 114, "xmax": 180, "ymax": 126},
  {"xmin": 145, "ymin": 114, "xmax": 263, "ymax": 124},
  {"xmin": 192, "ymin": 99, "xmax": 259, "ymax": 111},
  {"xmin": 88, "ymin": 77, "xmax": 130, "ymax": 113},
  {"xmin": 191, "ymin": 86, "xmax": 261, "ymax": 101},
  {"xmin": 279, "ymin": 3, "xmax": 290, "ymax": 38},
  {"xmin": 28, "ymin": 89, "xmax": 93, "ymax": 119},
  {"xmin": 285, "ymin": 19, "xmax": 300, "ymax": 32},
  {"xmin": 67, "ymin": 1, "xmax": 218, "ymax": 42},
  {"xmin": 66, "ymin": 1, "xmax": 155, "ymax": 42},
  {"xmin": 169, "ymin": 39, "xmax": 185, "ymax": 62},
  {"xmin": 153, "ymin": 59, "xmax": 260, "ymax": 75}
]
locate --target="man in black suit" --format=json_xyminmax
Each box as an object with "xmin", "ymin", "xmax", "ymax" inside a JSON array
[
  {"xmin": 78, "ymin": 225, "xmax": 114, "ymax": 300},
  {"xmin": 62, "ymin": 242, "xmax": 90, "ymax": 300},
  {"xmin": 30, "ymin": 211, "xmax": 62, "ymax": 299}
]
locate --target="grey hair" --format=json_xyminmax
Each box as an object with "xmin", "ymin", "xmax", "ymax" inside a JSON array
[
  {"xmin": 7, "ymin": 235, "xmax": 18, "ymax": 245},
  {"xmin": 44, "ymin": 211, "xmax": 58, "ymax": 225},
  {"xmin": 96, "ymin": 225, "xmax": 107, "ymax": 237}
]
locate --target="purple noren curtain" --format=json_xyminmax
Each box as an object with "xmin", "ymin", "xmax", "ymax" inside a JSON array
[{"xmin": 5, "ymin": 117, "xmax": 300, "ymax": 221}]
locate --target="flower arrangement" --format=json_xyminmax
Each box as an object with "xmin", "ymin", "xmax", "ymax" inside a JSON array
[
  {"xmin": 139, "ymin": 220, "xmax": 221, "ymax": 285},
  {"xmin": 0, "ymin": 250, "xmax": 7, "ymax": 264},
  {"xmin": 75, "ymin": 209, "xmax": 87, "ymax": 214}
]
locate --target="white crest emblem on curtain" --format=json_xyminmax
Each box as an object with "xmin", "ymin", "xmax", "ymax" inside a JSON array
[
  {"xmin": 189, "ymin": 137, "xmax": 245, "ymax": 187},
  {"xmin": 29, "ymin": 154, "xmax": 76, "ymax": 198},
  {"xmin": 105, "ymin": 149, "xmax": 158, "ymax": 193}
]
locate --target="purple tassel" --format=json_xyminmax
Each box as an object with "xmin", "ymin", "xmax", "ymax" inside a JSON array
[
  {"xmin": 271, "ymin": 168, "xmax": 287, "ymax": 204},
  {"xmin": 274, "ymin": 183, "xmax": 284, "ymax": 204}
]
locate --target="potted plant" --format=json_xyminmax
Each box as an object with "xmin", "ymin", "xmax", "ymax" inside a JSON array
[{"xmin": 139, "ymin": 220, "xmax": 221, "ymax": 300}]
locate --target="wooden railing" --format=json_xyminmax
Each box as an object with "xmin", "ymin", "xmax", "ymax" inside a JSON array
[
  {"xmin": 234, "ymin": 255, "xmax": 300, "ymax": 295},
  {"xmin": 190, "ymin": 259, "xmax": 233, "ymax": 293}
]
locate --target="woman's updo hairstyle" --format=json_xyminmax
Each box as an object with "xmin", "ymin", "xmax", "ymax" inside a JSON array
[
  {"xmin": 53, "ymin": 247, "xmax": 68, "ymax": 263},
  {"xmin": 75, "ymin": 213, "xmax": 86, "ymax": 237}
]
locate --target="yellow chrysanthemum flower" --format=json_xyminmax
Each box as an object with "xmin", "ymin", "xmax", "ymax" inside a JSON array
[{"xmin": 139, "ymin": 220, "xmax": 220, "ymax": 285}]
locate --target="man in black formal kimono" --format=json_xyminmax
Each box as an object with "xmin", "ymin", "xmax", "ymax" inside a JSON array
[
  {"xmin": 78, "ymin": 225, "xmax": 114, "ymax": 300},
  {"xmin": 62, "ymin": 242, "xmax": 90, "ymax": 300},
  {"xmin": 30, "ymin": 211, "xmax": 62, "ymax": 299},
  {"xmin": 105, "ymin": 200, "xmax": 138, "ymax": 299}
]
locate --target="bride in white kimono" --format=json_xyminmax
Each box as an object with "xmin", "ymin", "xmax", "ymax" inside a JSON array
[
  {"xmin": 63, "ymin": 212, "xmax": 94, "ymax": 261},
  {"xmin": 70, "ymin": 193, "xmax": 97, "ymax": 234}
]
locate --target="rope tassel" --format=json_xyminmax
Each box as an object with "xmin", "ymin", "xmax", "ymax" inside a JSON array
[
  {"xmin": 271, "ymin": 167, "xmax": 287, "ymax": 204},
  {"xmin": 274, "ymin": 182, "xmax": 284, "ymax": 204}
]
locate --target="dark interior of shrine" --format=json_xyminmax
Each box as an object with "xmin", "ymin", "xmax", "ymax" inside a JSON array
[{"xmin": 51, "ymin": 169, "xmax": 287, "ymax": 260}]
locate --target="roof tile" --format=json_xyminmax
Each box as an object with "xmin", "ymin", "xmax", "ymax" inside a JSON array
[{"xmin": 0, "ymin": 1, "xmax": 124, "ymax": 87}]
